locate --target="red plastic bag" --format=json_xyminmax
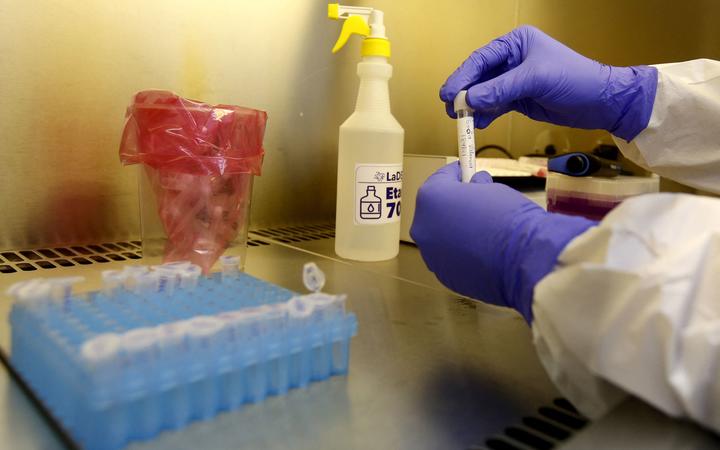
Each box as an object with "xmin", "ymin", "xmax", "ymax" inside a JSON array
[
  {"xmin": 119, "ymin": 91, "xmax": 267, "ymax": 272},
  {"xmin": 120, "ymin": 90, "xmax": 266, "ymax": 176}
]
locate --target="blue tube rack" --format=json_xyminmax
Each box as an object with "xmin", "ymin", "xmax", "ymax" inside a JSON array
[{"xmin": 8, "ymin": 268, "xmax": 357, "ymax": 450}]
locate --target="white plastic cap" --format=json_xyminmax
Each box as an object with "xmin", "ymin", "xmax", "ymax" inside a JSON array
[
  {"xmin": 122, "ymin": 265, "xmax": 151, "ymax": 290},
  {"xmin": 133, "ymin": 271, "xmax": 160, "ymax": 293},
  {"xmin": 102, "ymin": 270, "xmax": 127, "ymax": 284},
  {"xmin": 453, "ymin": 90, "xmax": 473, "ymax": 113},
  {"xmin": 48, "ymin": 276, "xmax": 85, "ymax": 301},
  {"xmin": 102, "ymin": 270, "xmax": 127, "ymax": 296},
  {"xmin": 123, "ymin": 265, "xmax": 150, "ymax": 276},
  {"xmin": 158, "ymin": 261, "xmax": 191, "ymax": 271},
  {"xmin": 179, "ymin": 264, "xmax": 202, "ymax": 290},
  {"xmin": 6, "ymin": 279, "xmax": 48, "ymax": 303},
  {"xmin": 122, "ymin": 327, "xmax": 159, "ymax": 353},
  {"xmin": 303, "ymin": 262, "xmax": 326, "ymax": 293},
  {"xmin": 287, "ymin": 296, "xmax": 314, "ymax": 319},
  {"xmin": 306, "ymin": 293, "xmax": 346, "ymax": 322},
  {"xmin": 186, "ymin": 316, "xmax": 225, "ymax": 338},
  {"xmin": 81, "ymin": 333, "xmax": 121, "ymax": 366}
]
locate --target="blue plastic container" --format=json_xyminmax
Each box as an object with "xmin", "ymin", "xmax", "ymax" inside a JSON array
[{"xmin": 8, "ymin": 267, "xmax": 357, "ymax": 450}]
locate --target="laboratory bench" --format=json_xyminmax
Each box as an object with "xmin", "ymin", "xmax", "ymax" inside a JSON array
[{"xmin": 0, "ymin": 229, "xmax": 717, "ymax": 450}]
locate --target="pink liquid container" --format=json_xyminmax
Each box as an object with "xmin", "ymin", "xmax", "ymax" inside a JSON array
[{"xmin": 546, "ymin": 172, "xmax": 659, "ymax": 220}]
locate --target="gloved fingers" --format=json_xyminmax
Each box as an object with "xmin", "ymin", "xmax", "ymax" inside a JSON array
[
  {"xmin": 425, "ymin": 162, "xmax": 462, "ymax": 184},
  {"xmin": 466, "ymin": 66, "xmax": 535, "ymax": 113},
  {"xmin": 470, "ymin": 170, "xmax": 493, "ymax": 184},
  {"xmin": 473, "ymin": 103, "xmax": 515, "ymax": 129},
  {"xmin": 439, "ymin": 33, "xmax": 521, "ymax": 105},
  {"xmin": 445, "ymin": 102, "xmax": 458, "ymax": 119}
]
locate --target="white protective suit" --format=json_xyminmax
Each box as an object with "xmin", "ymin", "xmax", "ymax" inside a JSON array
[{"xmin": 532, "ymin": 59, "xmax": 720, "ymax": 432}]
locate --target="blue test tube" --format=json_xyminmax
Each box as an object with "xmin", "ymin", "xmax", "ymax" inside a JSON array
[
  {"xmin": 121, "ymin": 327, "xmax": 162, "ymax": 440},
  {"xmin": 185, "ymin": 316, "xmax": 224, "ymax": 419},
  {"xmin": 307, "ymin": 293, "xmax": 348, "ymax": 378},
  {"xmin": 216, "ymin": 311, "xmax": 247, "ymax": 411},
  {"xmin": 230, "ymin": 307, "xmax": 269, "ymax": 403},
  {"xmin": 156, "ymin": 320, "xmax": 192, "ymax": 429},
  {"xmin": 80, "ymin": 333, "xmax": 127, "ymax": 450},
  {"xmin": 263, "ymin": 304, "xmax": 290, "ymax": 396},
  {"xmin": 286, "ymin": 296, "xmax": 314, "ymax": 388}
]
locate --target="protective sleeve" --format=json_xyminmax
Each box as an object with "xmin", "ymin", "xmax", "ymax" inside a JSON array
[
  {"xmin": 532, "ymin": 193, "xmax": 720, "ymax": 432},
  {"xmin": 612, "ymin": 59, "xmax": 720, "ymax": 194}
]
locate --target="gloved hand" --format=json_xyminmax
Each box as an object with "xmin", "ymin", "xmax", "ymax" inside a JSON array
[
  {"xmin": 410, "ymin": 163, "xmax": 596, "ymax": 322},
  {"xmin": 440, "ymin": 26, "xmax": 658, "ymax": 141}
]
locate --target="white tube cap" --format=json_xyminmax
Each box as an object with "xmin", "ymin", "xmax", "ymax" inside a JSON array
[{"xmin": 453, "ymin": 90, "xmax": 473, "ymax": 113}]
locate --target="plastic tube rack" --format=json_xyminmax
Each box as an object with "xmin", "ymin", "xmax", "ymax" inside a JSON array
[{"xmin": 7, "ymin": 263, "xmax": 357, "ymax": 450}]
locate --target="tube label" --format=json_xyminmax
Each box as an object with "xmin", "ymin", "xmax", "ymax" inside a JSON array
[
  {"xmin": 457, "ymin": 115, "xmax": 476, "ymax": 183},
  {"xmin": 355, "ymin": 163, "xmax": 403, "ymax": 225}
]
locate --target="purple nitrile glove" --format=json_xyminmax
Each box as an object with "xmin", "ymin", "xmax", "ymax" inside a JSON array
[
  {"xmin": 410, "ymin": 163, "xmax": 597, "ymax": 323},
  {"xmin": 440, "ymin": 26, "xmax": 658, "ymax": 141}
]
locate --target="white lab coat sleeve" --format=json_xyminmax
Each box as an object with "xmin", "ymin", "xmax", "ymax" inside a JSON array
[
  {"xmin": 532, "ymin": 193, "xmax": 720, "ymax": 432},
  {"xmin": 613, "ymin": 59, "xmax": 720, "ymax": 194}
]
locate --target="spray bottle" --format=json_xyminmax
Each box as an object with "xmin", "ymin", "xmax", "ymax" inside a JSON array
[{"xmin": 328, "ymin": 3, "xmax": 404, "ymax": 261}]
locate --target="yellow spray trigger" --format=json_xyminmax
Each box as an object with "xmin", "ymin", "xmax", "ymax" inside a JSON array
[{"xmin": 332, "ymin": 16, "xmax": 370, "ymax": 53}]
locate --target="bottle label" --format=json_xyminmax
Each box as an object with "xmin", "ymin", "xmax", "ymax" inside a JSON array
[{"xmin": 355, "ymin": 163, "xmax": 403, "ymax": 225}]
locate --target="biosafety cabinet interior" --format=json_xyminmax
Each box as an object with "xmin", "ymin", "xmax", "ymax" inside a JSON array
[{"xmin": 2, "ymin": 0, "xmax": 720, "ymax": 449}]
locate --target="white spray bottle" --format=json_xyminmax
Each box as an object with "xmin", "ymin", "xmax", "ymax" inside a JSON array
[{"xmin": 328, "ymin": 3, "xmax": 404, "ymax": 261}]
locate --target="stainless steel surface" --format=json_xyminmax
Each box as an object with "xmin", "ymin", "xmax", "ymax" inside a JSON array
[
  {"xmin": 0, "ymin": 239, "xmax": 557, "ymax": 449},
  {"xmin": 2, "ymin": 238, "xmax": 720, "ymax": 448},
  {"xmin": 250, "ymin": 231, "xmax": 452, "ymax": 292},
  {"xmin": 562, "ymin": 397, "xmax": 720, "ymax": 450},
  {"xmin": 0, "ymin": 366, "xmax": 66, "ymax": 450}
]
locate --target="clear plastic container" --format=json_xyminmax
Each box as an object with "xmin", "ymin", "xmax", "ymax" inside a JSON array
[
  {"xmin": 335, "ymin": 57, "xmax": 404, "ymax": 261},
  {"xmin": 138, "ymin": 167, "xmax": 253, "ymax": 272},
  {"xmin": 119, "ymin": 90, "xmax": 267, "ymax": 273},
  {"xmin": 546, "ymin": 173, "xmax": 659, "ymax": 220}
]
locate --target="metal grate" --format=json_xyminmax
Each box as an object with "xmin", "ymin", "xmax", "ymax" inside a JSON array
[
  {"xmin": 474, "ymin": 398, "xmax": 589, "ymax": 450},
  {"xmin": 247, "ymin": 238, "xmax": 271, "ymax": 247},
  {"xmin": 0, "ymin": 242, "xmax": 142, "ymax": 275},
  {"xmin": 250, "ymin": 223, "xmax": 335, "ymax": 244},
  {"xmin": 0, "ymin": 238, "xmax": 272, "ymax": 276}
]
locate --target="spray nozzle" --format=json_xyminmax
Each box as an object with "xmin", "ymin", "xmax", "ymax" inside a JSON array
[{"xmin": 328, "ymin": 3, "xmax": 390, "ymax": 57}]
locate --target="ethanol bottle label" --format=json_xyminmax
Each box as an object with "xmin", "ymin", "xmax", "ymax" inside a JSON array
[{"xmin": 355, "ymin": 163, "xmax": 402, "ymax": 225}]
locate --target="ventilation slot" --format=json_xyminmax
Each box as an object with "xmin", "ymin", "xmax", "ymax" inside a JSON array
[
  {"xmin": 475, "ymin": 398, "xmax": 589, "ymax": 450},
  {"xmin": 250, "ymin": 223, "xmax": 335, "ymax": 244},
  {"xmin": 0, "ymin": 242, "xmax": 143, "ymax": 275},
  {"xmin": 247, "ymin": 239, "xmax": 270, "ymax": 247}
]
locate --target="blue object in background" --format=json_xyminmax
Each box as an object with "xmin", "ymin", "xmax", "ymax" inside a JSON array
[
  {"xmin": 8, "ymin": 267, "xmax": 357, "ymax": 450},
  {"xmin": 548, "ymin": 152, "xmax": 623, "ymax": 177}
]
